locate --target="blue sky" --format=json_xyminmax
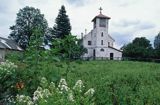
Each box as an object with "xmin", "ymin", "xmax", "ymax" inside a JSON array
[{"xmin": 0, "ymin": 0, "xmax": 160, "ymax": 48}]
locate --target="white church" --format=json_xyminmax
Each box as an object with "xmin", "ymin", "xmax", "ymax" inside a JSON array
[{"xmin": 82, "ymin": 8, "xmax": 122, "ymax": 60}]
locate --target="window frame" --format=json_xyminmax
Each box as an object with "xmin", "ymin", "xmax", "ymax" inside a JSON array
[{"xmin": 88, "ymin": 41, "xmax": 92, "ymax": 45}]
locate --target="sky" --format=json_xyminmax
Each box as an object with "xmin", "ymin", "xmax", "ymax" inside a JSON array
[{"xmin": 0, "ymin": 0, "xmax": 160, "ymax": 48}]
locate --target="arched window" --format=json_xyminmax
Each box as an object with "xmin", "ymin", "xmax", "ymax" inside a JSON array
[
  {"xmin": 100, "ymin": 48, "xmax": 104, "ymax": 52},
  {"xmin": 101, "ymin": 40, "xmax": 103, "ymax": 45},
  {"xmin": 101, "ymin": 32, "xmax": 103, "ymax": 37}
]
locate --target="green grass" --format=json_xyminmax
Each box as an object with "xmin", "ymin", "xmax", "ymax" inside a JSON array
[{"xmin": 55, "ymin": 61, "xmax": 160, "ymax": 105}]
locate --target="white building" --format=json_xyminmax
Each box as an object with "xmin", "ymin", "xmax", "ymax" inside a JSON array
[{"xmin": 82, "ymin": 8, "xmax": 122, "ymax": 60}]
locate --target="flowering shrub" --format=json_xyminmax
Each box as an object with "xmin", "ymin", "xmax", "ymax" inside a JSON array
[
  {"xmin": 0, "ymin": 60, "xmax": 18, "ymax": 103},
  {"xmin": 0, "ymin": 60, "xmax": 17, "ymax": 76},
  {"xmin": 15, "ymin": 77, "xmax": 95, "ymax": 105}
]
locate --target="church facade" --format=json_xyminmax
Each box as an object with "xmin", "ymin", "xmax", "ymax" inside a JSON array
[{"xmin": 82, "ymin": 9, "xmax": 122, "ymax": 60}]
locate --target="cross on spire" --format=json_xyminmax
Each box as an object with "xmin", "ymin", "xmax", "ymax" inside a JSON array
[{"xmin": 99, "ymin": 7, "xmax": 103, "ymax": 14}]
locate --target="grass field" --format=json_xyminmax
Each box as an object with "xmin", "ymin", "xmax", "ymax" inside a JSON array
[{"xmin": 55, "ymin": 61, "xmax": 160, "ymax": 105}]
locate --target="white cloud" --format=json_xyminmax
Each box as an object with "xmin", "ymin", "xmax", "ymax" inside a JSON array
[{"xmin": 0, "ymin": 0, "xmax": 160, "ymax": 48}]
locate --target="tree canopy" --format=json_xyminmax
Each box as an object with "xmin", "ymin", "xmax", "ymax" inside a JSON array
[
  {"xmin": 122, "ymin": 37, "xmax": 153, "ymax": 58},
  {"xmin": 154, "ymin": 32, "xmax": 160, "ymax": 49},
  {"xmin": 53, "ymin": 5, "xmax": 71, "ymax": 39},
  {"xmin": 9, "ymin": 6, "xmax": 48, "ymax": 49},
  {"xmin": 51, "ymin": 35, "xmax": 87, "ymax": 60}
]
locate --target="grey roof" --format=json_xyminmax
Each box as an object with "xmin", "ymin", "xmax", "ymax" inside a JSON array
[
  {"xmin": 92, "ymin": 13, "xmax": 111, "ymax": 22},
  {"xmin": 0, "ymin": 37, "xmax": 23, "ymax": 51},
  {"xmin": 108, "ymin": 46, "xmax": 122, "ymax": 52}
]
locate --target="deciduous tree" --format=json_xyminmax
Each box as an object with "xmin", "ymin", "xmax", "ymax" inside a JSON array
[
  {"xmin": 154, "ymin": 32, "xmax": 160, "ymax": 49},
  {"xmin": 9, "ymin": 6, "xmax": 48, "ymax": 49},
  {"xmin": 122, "ymin": 37, "xmax": 153, "ymax": 58}
]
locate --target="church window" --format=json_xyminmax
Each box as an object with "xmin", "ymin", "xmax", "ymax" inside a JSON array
[
  {"xmin": 88, "ymin": 41, "xmax": 92, "ymax": 45},
  {"xmin": 101, "ymin": 40, "xmax": 103, "ymax": 45},
  {"xmin": 100, "ymin": 48, "xmax": 104, "ymax": 52},
  {"xmin": 99, "ymin": 19, "xmax": 106, "ymax": 27},
  {"xmin": 108, "ymin": 42, "xmax": 110, "ymax": 46},
  {"xmin": 101, "ymin": 32, "xmax": 103, "ymax": 37}
]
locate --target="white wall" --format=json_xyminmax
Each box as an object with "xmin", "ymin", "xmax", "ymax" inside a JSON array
[
  {"xmin": 0, "ymin": 49, "xmax": 5, "ymax": 61},
  {"xmin": 106, "ymin": 48, "xmax": 122, "ymax": 60}
]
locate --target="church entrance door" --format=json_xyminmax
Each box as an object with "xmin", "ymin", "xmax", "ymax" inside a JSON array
[{"xmin": 110, "ymin": 53, "xmax": 114, "ymax": 60}]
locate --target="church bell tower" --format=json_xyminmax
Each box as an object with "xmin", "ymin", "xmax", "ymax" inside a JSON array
[{"xmin": 92, "ymin": 7, "xmax": 111, "ymax": 34}]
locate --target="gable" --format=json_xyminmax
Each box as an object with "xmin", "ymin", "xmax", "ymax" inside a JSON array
[{"xmin": 0, "ymin": 37, "xmax": 23, "ymax": 51}]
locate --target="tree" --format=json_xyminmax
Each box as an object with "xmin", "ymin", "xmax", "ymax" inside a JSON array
[
  {"xmin": 9, "ymin": 6, "xmax": 48, "ymax": 49},
  {"xmin": 53, "ymin": 5, "xmax": 71, "ymax": 39},
  {"xmin": 51, "ymin": 35, "xmax": 87, "ymax": 60},
  {"xmin": 122, "ymin": 37, "xmax": 153, "ymax": 59},
  {"xmin": 154, "ymin": 32, "xmax": 160, "ymax": 49}
]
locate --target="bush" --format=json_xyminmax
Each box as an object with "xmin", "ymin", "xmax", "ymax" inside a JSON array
[
  {"xmin": 15, "ymin": 77, "xmax": 95, "ymax": 105},
  {"xmin": 0, "ymin": 60, "xmax": 18, "ymax": 104}
]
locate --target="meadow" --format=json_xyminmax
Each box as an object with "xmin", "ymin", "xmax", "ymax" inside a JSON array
[
  {"xmin": 1, "ymin": 60, "xmax": 160, "ymax": 105},
  {"xmin": 59, "ymin": 60, "xmax": 160, "ymax": 105}
]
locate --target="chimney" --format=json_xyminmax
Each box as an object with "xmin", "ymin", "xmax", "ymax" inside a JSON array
[{"xmin": 85, "ymin": 29, "xmax": 87, "ymax": 35}]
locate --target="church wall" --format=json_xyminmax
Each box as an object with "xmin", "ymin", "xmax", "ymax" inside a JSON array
[
  {"xmin": 83, "ymin": 32, "xmax": 92, "ymax": 48},
  {"xmin": 0, "ymin": 49, "xmax": 5, "ymax": 61},
  {"xmin": 93, "ymin": 47, "xmax": 122, "ymax": 60},
  {"xmin": 106, "ymin": 48, "xmax": 122, "ymax": 60},
  {"xmin": 95, "ymin": 48, "xmax": 108, "ymax": 57},
  {"xmin": 96, "ymin": 28, "xmax": 108, "ymax": 47},
  {"xmin": 107, "ymin": 35, "xmax": 114, "ymax": 47}
]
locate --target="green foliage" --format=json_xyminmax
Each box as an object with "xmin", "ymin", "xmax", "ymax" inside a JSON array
[
  {"xmin": 2, "ymin": 58, "xmax": 160, "ymax": 105},
  {"xmin": 0, "ymin": 61, "xmax": 18, "ymax": 104},
  {"xmin": 154, "ymin": 32, "xmax": 160, "ymax": 49},
  {"xmin": 9, "ymin": 6, "xmax": 48, "ymax": 49},
  {"xmin": 122, "ymin": 37, "xmax": 153, "ymax": 58},
  {"xmin": 53, "ymin": 5, "xmax": 71, "ymax": 39},
  {"xmin": 24, "ymin": 28, "xmax": 44, "ymax": 65},
  {"xmin": 51, "ymin": 35, "xmax": 87, "ymax": 60}
]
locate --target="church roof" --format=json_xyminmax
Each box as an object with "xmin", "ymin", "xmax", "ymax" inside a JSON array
[
  {"xmin": 108, "ymin": 46, "xmax": 122, "ymax": 52},
  {"xmin": 92, "ymin": 13, "xmax": 111, "ymax": 22},
  {"xmin": 108, "ymin": 34, "xmax": 115, "ymax": 42}
]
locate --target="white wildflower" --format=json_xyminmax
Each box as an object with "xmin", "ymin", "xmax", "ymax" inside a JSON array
[
  {"xmin": 33, "ymin": 87, "xmax": 43, "ymax": 101},
  {"xmin": 16, "ymin": 95, "xmax": 25, "ymax": 102},
  {"xmin": 68, "ymin": 91, "xmax": 74, "ymax": 102},
  {"xmin": 58, "ymin": 78, "xmax": 70, "ymax": 92},
  {"xmin": 58, "ymin": 78, "xmax": 67, "ymax": 86},
  {"xmin": 50, "ymin": 82, "xmax": 55, "ymax": 88},
  {"xmin": 16, "ymin": 94, "xmax": 33, "ymax": 104},
  {"xmin": 43, "ymin": 89, "xmax": 51, "ymax": 98},
  {"xmin": 49, "ymin": 82, "xmax": 55, "ymax": 92},
  {"xmin": 84, "ymin": 88, "xmax": 95, "ymax": 97},
  {"xmin": 73, "ymin": 80, "xmax": 84, "ymax": 92},
  {"xmin": 27, "ymin": 101, "xmax": 34, "ymax": 105},
  {"xmin": 40, "ymin": 77, "xmax": 48, "ymax": 88}
]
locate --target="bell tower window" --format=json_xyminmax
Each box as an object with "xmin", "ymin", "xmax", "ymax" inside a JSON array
[{"xmin": 99, "ymin": 19, "xmax": 106, "ymax": 27}]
